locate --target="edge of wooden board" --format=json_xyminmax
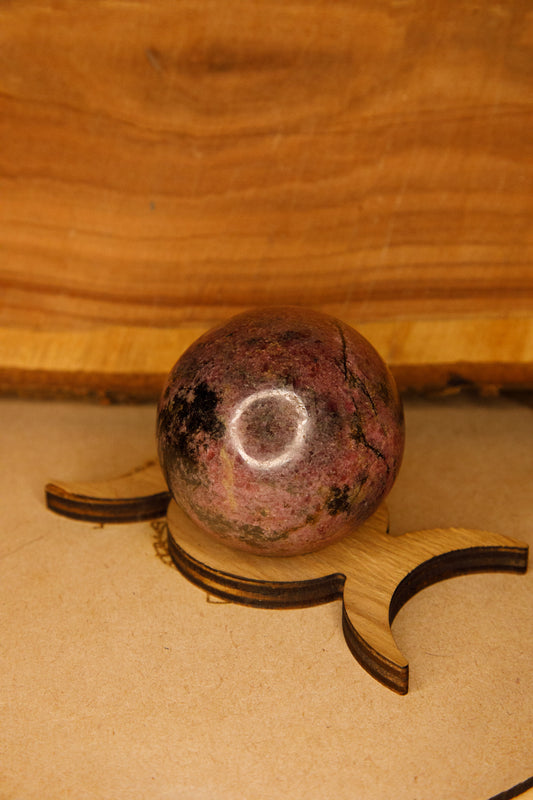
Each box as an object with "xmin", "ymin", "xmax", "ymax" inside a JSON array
[{"xmin": 1, "ymin": 316, "xmax": 532, "ymax": 401}]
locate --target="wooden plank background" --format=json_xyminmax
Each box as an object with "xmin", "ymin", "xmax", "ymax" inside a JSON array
[{"xmin": 0, "ymin": 0, "xmax": 532, "ymax": 396}]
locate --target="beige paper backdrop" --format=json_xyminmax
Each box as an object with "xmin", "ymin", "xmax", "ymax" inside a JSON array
[{"xmin": 1, "ymin": 395, "xmax": 531, "ymax": 799}]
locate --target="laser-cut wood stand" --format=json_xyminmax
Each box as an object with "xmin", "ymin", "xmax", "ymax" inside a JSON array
[{"xmin": 46, "ymin": 461, "xmax": 528, "ymax": 695}]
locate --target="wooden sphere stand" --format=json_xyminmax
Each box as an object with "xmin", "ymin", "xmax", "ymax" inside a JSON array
[{"xmin": 46, "ymin": 461, "xmax": 528, "ymax": 695}]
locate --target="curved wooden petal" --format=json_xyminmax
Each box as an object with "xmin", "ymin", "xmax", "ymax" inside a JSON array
[
  {"xmin": 166, "ymin": 500, "xmax": 528, "ymax": 694},
  {"xmin": 45, "ymin": 461, "xmax": 170, "ymax": 522},
  {"xmin": 340, "ymin": 526, "xmax": 528, "ymax": 694}
]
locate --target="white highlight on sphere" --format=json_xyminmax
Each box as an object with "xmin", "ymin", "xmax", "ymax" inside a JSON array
[{"xmin": 228, "ymin": 388, "xmax": 310, "ymax": 470}]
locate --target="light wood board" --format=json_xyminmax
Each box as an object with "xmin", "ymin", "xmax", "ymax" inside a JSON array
[{"xmin": 1, "ymin": 315, "xmax": 533, "ymax": 400}]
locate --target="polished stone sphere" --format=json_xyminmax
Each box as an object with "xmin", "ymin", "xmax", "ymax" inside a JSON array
[{"xmin": 157, "ymin": 307, "xmax": 404, "ymax": 556}]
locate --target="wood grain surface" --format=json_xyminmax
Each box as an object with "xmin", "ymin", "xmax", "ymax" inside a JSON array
[{"xmin": 1, "ymin": 0, "xmax": 532, "ymax": 332}]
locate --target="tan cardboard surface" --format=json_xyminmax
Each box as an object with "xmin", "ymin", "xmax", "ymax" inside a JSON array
[{"xmin": 1, "ymin": 396, "xmax": 531, "ymax": 799}]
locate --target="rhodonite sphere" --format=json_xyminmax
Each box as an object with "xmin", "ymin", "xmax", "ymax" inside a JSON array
[{"xmin": 157, "ymin": 307, "xmax": 404, "ymax": 556}]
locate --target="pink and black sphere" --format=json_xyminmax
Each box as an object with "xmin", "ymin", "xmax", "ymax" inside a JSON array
[{"xmin": 157, "ymin": 307, "xmax": 404, "ymax": 556}]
